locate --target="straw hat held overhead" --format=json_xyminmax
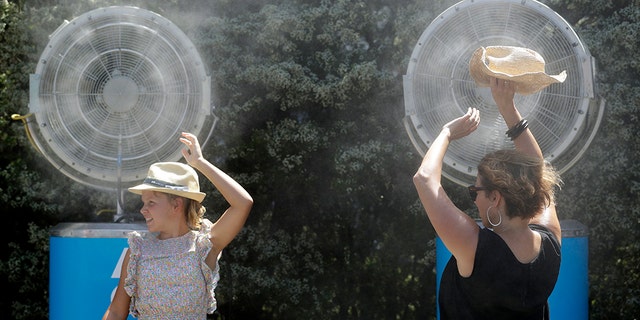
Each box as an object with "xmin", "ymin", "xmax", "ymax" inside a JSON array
[{"xmin": 469, "ymin": 46, "xmax": 567, "ymax": 95}]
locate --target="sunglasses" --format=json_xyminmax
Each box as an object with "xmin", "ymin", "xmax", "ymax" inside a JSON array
[{"xmin": 468, "ymin": 185, "xmax": 489, "ymax": 201}]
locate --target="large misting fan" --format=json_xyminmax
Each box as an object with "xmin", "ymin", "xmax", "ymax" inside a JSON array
[
  {"xmin": 26, "ymin": 6, "xmax": 215, "ymax": 218},
  {"xmin": 404, "ymin": 0, "xmax": 604, "ymax": 186}
]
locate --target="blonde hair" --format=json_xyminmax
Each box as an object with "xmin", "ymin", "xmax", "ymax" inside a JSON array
[
  {"xmin": 477, "ymin": 150, "xmax": 562, "ymax": 219},
  {"xmin": 165, "ymin": 193, "xmax": 207, "ymax": 230}
]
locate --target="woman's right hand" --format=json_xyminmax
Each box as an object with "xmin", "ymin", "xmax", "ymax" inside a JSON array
[{"xmin": 442, "ymin": 107, "xmax": 480, "ymax": 141}]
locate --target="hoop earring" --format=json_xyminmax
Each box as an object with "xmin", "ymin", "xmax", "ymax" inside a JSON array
[{"xmin": 487, "ymin": 206, "xmax": 502, "ymax": 227}]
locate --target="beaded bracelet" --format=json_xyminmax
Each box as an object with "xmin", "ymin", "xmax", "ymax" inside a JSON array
[{"xmin": 506, "ymin": 119, "xmax": 529, "ymax": 141}]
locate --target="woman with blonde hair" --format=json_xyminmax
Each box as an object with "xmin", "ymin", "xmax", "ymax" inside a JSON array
[{"xmin": 103, "ymin": 132, "xmax": 253, "ymax": 320}]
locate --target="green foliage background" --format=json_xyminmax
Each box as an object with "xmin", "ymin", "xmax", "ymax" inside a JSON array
[{"xmin": 1, "ymin": 0, "xmax": 638, "ymax": 319}]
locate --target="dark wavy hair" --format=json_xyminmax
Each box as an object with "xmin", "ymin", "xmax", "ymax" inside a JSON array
[{"xmin": 477, "ymin": 149, "xmax": 562, "ymax": 219}]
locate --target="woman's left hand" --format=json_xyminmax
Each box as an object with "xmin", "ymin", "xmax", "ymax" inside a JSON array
[
  {"xmin": 490, "ymin": 77, "xmax": 516, "ymax": 112},
  {"xmin": 442, "ymin": 107, "xmax": 480, "ymax": 141},
  {"xmin": 179, "ymin": 132, "xmax": 204, "ymax": 166}
]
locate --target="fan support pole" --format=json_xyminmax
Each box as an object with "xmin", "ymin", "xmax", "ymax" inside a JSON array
[{"xmin": 113, "ymin": 139, "xmax": 134, "ymax": 223}]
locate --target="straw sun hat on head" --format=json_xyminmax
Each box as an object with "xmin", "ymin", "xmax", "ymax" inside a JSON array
[
  {"xmin": 469, "ymin": 46, "xmax": 567, "ymax": 95},
  {"xmin": 129, "ymin": 162, "xmax": 206, "ymax": 203}
]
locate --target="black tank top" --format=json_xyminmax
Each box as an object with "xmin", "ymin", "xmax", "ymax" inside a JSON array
[{"xmin": 439, "ymin": 224, "xmax": 561, "ymax": 320}]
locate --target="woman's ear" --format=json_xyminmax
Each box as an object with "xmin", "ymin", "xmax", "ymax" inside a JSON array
[
  {"xmin": 170, "ymin": 196, "xmax": 184, "ymax": 212},
  {"xmin": 490, "ymin": 190, "xmax": 502, "ymax": 206}
]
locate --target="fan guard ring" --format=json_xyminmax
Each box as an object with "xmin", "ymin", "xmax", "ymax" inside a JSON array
[
  {"xmin": 29, "ymin": 6, "xmax": 214, "ymax": 190},
  {"xmin": 404, "ymin": 0, "xmax": 602, "ymax": 186}
]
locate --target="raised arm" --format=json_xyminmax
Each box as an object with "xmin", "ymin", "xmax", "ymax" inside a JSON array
[
  {"xmin": 490, "ymin": 77, "xmax": 543, "ymax": 159},
  {"xmin": 491, "ymin": 78, "xmax": 561, "ymax": 242},
  {"xmin": 180, "ymin": 132, "xmax": 253, "ymax": 252},
  {"xmin": 413, "ymin": 108, "xmax": 481, "ymax": 276}
]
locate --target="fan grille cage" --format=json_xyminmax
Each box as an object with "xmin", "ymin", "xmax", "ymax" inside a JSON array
[
  {"xmin": 29, "ymin": 6, "xmax": 212, "ymax": 189},
  {"xmin": 404, "ymin": 0, "xmax": 594, "ymax": 185}
]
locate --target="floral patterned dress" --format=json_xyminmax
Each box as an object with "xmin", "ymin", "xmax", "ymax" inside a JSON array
[{"xmin": 124, "ymin": 219, "xmax": 219, "ymax": 319}]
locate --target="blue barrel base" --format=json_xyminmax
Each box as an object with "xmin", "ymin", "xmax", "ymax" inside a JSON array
[{"xmin": 49, "ymin": 223, "xmax": 147, "ymax": 320}]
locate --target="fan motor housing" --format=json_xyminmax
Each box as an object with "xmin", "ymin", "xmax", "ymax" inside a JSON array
[
  {"xmin": 29, "ymin": 6, "xmax": 214, "ymax": 190},
  {"xmin": 404, "ymin": 0, "xmax": 602, "ymax": 186}
]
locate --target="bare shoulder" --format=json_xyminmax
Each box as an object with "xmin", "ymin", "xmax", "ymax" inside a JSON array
[{"xmin": 530, "ymin": 206, "xmax": 561, "ymax": 245}]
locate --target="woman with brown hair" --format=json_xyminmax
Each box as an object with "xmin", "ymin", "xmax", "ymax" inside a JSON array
[{"xmin": 413, "ymin": 74, "xmax": 562, "ymax": 319}]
